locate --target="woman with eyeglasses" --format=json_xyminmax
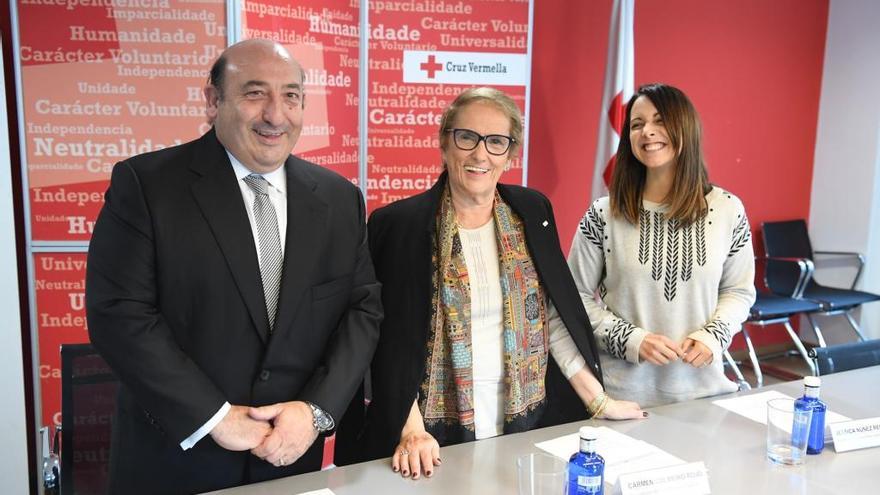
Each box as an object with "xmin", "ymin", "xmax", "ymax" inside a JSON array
[
  {"xmin": 356, "ymin": 87, "xmax": 644, "ymax": 480},
  {"xmin": 567, "ymin": 83, "xmax": 756, "ymax": 408}
]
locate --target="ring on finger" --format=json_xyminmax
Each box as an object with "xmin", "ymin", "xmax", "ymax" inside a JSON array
[
  {"xmin": 279, "ymin": 456, "xmax": 286, "ymax": 466},
  {"xmin": 400, "ymin": 449, "xmax": 410, "ymax": 456}
]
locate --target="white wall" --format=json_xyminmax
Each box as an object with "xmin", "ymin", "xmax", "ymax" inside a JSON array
[
  {"xmin": 808, "ymin": 0, "xmax": 880, "ymax": 343},
  {"xmin": 0, "ymin": 39, "xmax": 31, "ymax": 494}
]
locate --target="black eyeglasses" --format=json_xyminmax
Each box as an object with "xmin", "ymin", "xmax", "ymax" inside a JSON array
[{"xmin": 445, "ymin": 128, "xmax": 515, "ymax": 156}]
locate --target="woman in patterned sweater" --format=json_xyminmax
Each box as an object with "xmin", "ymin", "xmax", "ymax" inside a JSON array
[{"xmin": 568, "ymin": 83, "xmax": 756, "ymax": 407}]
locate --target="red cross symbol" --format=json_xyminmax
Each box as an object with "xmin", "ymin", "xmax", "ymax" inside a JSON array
[
  {"xmin": 603, "ymin": 91, "xmax": 626, "ymax": 186},
  {"xmin": 420, "ymin": 54, "xmax": 443, "ymax": 79}
]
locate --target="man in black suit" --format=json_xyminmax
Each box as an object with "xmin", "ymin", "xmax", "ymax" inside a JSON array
[{"xmin": 86, "ymin": 39, "xmax": 382, "ymax": 494}]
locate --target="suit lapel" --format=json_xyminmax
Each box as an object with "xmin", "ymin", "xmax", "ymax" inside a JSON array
[
  {"xmin": 498, "ymin": 184, "xmax": 550, "ymax": 268},
  {"xmin": 189, "ymin": 131, "xmax": 271, "ymax": 343},
  {"xmin": 271, "ymin": 157, "xmax": 328, "ymax": 338},
  {"xmin": 413, "ymin": 174, "xmax": 445, "ymax": 352}
]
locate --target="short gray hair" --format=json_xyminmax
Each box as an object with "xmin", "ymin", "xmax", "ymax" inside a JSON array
[{"xmin": 439, "ymin": 87, "xmax": 523, "ymax": 157}]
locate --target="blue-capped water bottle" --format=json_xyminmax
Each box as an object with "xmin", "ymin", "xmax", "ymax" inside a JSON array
[
  {"xmin": 568, "ymin": 426, "xmax": 605, "ymax": 495},
  {"xmin": 795, "ymin": 376, "xmax": 827, "ymax": 454}
]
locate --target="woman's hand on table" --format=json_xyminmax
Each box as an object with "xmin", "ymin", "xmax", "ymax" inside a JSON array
[
  {"xmin": 391, "ymin": 428, "xmax": 441, "ymax": 480},
  {"xmin": 597, "ymin": 398, "xmax": 647, "ymax": 420}
]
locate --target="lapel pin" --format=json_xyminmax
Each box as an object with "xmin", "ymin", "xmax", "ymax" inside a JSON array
[{"xmin": 542, "ymin": 220, "xmax": 549, "ymax": 227}]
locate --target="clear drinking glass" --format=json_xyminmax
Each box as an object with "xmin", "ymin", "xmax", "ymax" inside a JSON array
[
  {"xmin": 767, "ymin": 398, "xmax": 813, "ymax": 465},
  {"xmin": 516, "ymin": 452, "xmax": 568, "ymax": 495}
]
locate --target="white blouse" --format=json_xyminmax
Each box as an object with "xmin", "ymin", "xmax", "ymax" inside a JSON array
[{"xmin": 459, "ymin": 220, "xmax": 586, "ymax": 439}]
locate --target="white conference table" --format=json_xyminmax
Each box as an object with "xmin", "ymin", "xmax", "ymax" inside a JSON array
[{"xmin": 209, "ymin": 366, "xmax": 880, "ymax": 494}]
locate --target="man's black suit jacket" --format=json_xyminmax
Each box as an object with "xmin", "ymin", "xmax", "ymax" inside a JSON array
[
  {"xmin": 86, "ymin": 129, "xmax": 382, "ymax": 494},
  {"xmin": 353, "ymin": 172, "xmax": 603, "ymax": 462}
]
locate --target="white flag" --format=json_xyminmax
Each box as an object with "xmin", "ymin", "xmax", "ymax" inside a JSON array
[{"xmin": 591, "ymin": 0, "xmax": 635, "ymax": 201}]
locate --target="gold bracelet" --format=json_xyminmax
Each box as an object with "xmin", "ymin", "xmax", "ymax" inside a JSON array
[
  {"xmin": 587, "ymin": 392, "xmax": 608, "ymax": 416},
  {"xmin": 591, "ymin": 395, "xmax": 610, "ymax": 419}
]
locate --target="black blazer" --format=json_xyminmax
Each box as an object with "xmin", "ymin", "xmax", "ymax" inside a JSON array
[
  {"xmin": 353, "ymin": 173, "xmax": 602, "ymax": 462},
  {"xmin": 86, "ymin": 130, "xmax": 382, "ymax": 494}
]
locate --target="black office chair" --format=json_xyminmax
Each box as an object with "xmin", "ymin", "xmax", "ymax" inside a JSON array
[
  {"xmin": 741, "ymin": 256, "xmax": 825, "ymax": 385},
  {"xmin": 809, "ymin": 339, "xmax": 880, "ymax": 375},
  {"xmin": 762, "ymin": 219, "xmax": 880, "ymax": 346},
  {"xmin": 60, "ymin": 343, "xmax": 118, "ymax": 495}
]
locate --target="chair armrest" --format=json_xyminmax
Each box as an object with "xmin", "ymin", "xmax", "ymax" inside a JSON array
[
  {"xmin": 813, "ymin": 251, "xmax": 865, "ymax": 289},
  {"xmin": 814, "ymin": 250, "xmax": 862, "ymax": 257},
  {"xmin": 807, "ymin": 348, "xmax": 820, "ymax": 376},
  {"xmin": 757, "ymin": 256, "xmax": 812, "ymax": 263},
  {"xmin": 755, "ymin": 256, "xmax": 814, "ymax": 298}
]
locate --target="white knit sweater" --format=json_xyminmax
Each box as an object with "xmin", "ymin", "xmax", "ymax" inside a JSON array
[{"xmin": 567, "ymin": 187, "xmax": 756, "ymax": 407}]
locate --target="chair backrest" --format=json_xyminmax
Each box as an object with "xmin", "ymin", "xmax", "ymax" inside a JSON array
[
  {"xmin": 762, "ymin": 219, "xmax": 814, "ymax": 296},
  {"xmin": 809, "ymin": 339, "xmax": 880, "ymax": 375},
  {"xmin": 61, "ymin": 343, "xmax": 118, "ymax": 495},
  {"xmin": 762, "ymin": 219, "xmax": 814, "ymax": 259}
]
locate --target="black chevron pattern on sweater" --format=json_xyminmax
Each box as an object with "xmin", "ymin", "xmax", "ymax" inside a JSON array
[
  {"xmin": 664, "ymin": 219, "xmax": 680, "ymax": 301},
  {"xmin": 682, "ymin": 221, "xmax": 694, "ymax": 281},
  {"xmin": 604, "ymin": 318, "xmax": 637, "ymax": 360},
  {"xmin": 638, "ymin": 208, "xmax": 650, "ymax": 265},
  {"xmin": 578, "ymin": 203, "xmax": 605, "ymax": 249},
  {"xmin": 651, "ymin": 211, "xmax": 665, "ymax": 281},
  {"xmin": 704, "ymin": 319, "xmax": 732, "ymax": 349},
  {"xmin": 696, "ymin": 216, "xmax": 707, "ymax": 266},
  {"xmin": 729, "ymin": 214, "xmax": 751, "ymax": 257}
]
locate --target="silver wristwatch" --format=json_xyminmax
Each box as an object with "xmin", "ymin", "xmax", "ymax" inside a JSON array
[{"xmin": 307, "ymin": 402, "xmax": 335, "ymax": 433}]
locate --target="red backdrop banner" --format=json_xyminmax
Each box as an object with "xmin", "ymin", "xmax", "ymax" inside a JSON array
[
  {"xmin": 242, "ymin": 0, "xmax": 360, "ymax": 183},
  {"xmin": 18, "ymin": 0, "xmax": 227, "ymax": 427},
  {"xmin": 365, "ymin": 0, "xmax": 530, "ymax": 211},
  {"xmin": 35, "ymin": 253, "xmax": 88, "ymax": 428},
  {"xmin": 19, "ymin": 0, "xmax": 534, "ymax": 429},
  {"xmin": 19, "ymin": 0, "xmax": 227, "ymax": 242}
]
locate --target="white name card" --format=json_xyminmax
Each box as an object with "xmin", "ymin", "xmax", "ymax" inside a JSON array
[
  {"xmin": 830, "ymin": 417, "xmax": 880, "ymax": 453},
  {"xmin": 617, "ymin": 461, "xmax": 710, "ymax": 495}
]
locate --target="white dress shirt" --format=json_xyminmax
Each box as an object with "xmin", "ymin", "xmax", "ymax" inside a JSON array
[
  {"xmin": 180, "ymin": 152, "xmax": 288, "ymax": 450},
  {"xmin": 230, "ymin": 152, "xmax": 288, "ymax": 258}
]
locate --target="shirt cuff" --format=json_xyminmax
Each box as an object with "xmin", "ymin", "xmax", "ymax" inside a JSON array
[
  {"xmin": 558, "ymin": 354, "xmax": 587, "ymax": 380},
  {"xmin": 624, "ymin": 327, "xmax": 650, "ymax": 365},
  {"xmin": 180, "ymin": 402, "xmax": 231, "ymax": 450},
  {"xmin": 687, "ymin": 330, "xmax": 723, "ymax": 363}
]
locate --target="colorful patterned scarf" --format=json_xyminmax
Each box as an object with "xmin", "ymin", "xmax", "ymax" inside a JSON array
[{"xmin": 420, "ymin": 186, "xmax": 548, "ymax": 443}]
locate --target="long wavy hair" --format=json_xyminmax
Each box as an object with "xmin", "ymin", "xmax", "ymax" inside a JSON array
[{"xmin": 609, "ymin": 83, "xmax": 711, "ymax": 225}]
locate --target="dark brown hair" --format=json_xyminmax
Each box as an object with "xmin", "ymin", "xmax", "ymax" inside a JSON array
[
  {"xmin": 609, "ymin": 83, "xmax": 710, "ymax": 225},
  {"xmin": 207, "ymin": 53, "xmax": 228, "ymax": 99}
]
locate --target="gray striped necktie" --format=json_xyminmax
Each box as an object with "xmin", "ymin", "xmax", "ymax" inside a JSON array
[{"xmin": 243, "ymin": 174, "xmax": 283, "ymax": 331}]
